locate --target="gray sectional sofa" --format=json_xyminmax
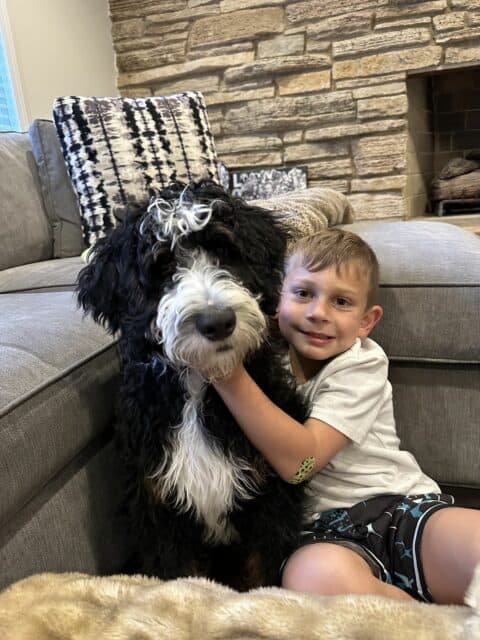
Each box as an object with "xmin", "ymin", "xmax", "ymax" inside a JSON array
[
  {"xmin": 0, "ymin": 122, "xmax": 127, "ymax": 591},
  {"xmin": 1, "ymin": 121, "xmax": 479, "ymax": 592}
]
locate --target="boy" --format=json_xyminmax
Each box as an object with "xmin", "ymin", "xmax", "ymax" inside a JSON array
[{"xmin": 213, "ymin": 228, "xmax": 480, "ymax": 603}]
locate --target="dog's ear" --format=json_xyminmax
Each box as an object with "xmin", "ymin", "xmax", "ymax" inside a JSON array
[
  {"xmin": 231, "ymin": 204, "xmax": 289, "ymax": 315},
  {"xmin": 77, "ymin": 207, "xmax": 160, "ymax": 334}
]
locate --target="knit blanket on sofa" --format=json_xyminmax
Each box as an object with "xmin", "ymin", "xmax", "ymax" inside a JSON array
[
  {"xmin": 253, "ymin": 187, "xmax": 355, "ymax": 239},
  {"xmin": 1, "ymin": 568, "xmax": 479, "ymax": 640}
]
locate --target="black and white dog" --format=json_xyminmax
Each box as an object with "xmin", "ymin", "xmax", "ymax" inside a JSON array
[{"xmin": 78, "ymin": 181, "xmax": 308, "ymax": 590}]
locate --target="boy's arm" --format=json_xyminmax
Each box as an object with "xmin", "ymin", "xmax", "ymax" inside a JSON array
[{"xmin": 213, "ymin": 365, "xmax": 348, "ymax": 482}]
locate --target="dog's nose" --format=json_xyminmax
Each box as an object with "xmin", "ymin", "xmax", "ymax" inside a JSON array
[{"xmin": 195, "ymin": 307, "xmax": 236, "ymax": 341}]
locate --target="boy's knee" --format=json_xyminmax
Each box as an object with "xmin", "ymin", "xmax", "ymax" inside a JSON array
[
  {"xmin": 282, "ymin": 547, "xmax": 327, "ymax": 592},
  {"xmin": 282, "ymin": 543, "xmax": 365, "ymax": 594}
]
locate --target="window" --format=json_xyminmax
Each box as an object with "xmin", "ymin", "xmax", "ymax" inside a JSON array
[
  {"xmin": 0, "ymin": 30, "xmax": 19, "ymax": 130},
  {"xmin": 0, "ymin": 0, "xmax": 25, "ymax": 132}
]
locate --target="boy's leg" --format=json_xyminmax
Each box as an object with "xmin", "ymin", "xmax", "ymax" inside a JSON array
[
  {"xmin": 421, "ymin": 507, "xmax": 480, "ymax": 604},
  {"xmin": 282, "ymin": 543, "xmax": 413, "ymax": 601}
]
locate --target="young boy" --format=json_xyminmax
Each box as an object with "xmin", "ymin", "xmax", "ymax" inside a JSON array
[{"xmin": 213, "ymin": 228, "xmax": 480, "ymax": 604}]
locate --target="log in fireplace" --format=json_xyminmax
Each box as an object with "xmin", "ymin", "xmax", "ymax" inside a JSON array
[{"xmin": 407, "ymin": 66, "xmax": 480, "ymax": 217}]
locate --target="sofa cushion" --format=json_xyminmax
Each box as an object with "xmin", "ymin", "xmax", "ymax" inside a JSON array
[
  {"xmin": 52, "ymin": 92, "xmax": 219, "ymax": 247},
  {"xmin": 0, "ymin": 132, "xmax": 52, "ymax": 270},
  {"xmin": 0, "ymin": 257, "xmax": 82, "ymax": 293},
  {"xmin": 344, "ymin": 220, "xmax": 480, "ymax": 363},
  {"xmin": 389, "ymin": 363, "xmax": 478, "ymax": 489},
  {"xmin": 0, "ymin": 291, "xmax": 119, "ymax": 529},
  {"xmin": 29, "ymin": 120, "xmax": 85, "ymax": 259}
]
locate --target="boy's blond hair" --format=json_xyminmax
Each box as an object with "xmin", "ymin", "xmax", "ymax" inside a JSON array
[{"xmin": 286, "ymin": 228, "xmax": 380, "ymax": 307}]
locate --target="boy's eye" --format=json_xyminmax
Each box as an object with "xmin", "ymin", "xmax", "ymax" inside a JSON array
[
  {"xmin": 293, "ymin": 288, "xmax": 311, "ymax": 299},
  {"xmin": 334, "ymin": 297, "xmax": 351, "ymax": 307}
]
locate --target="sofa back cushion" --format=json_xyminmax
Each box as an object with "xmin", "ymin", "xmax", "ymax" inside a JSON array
[
  {"xmin": 29, "ymin": 120, "xmax": 85, "ymax": 258},
  {"xmin": 0, "ymin": 131, "xmax": 52, "ymax": 270},
  {"xmin": 52, "ymin": 92, "xmax": 219, "ymax": 247}
]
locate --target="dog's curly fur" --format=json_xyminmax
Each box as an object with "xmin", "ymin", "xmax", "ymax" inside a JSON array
[{"xmin": 77, "ymin": 181, "xmax": 308, "ymax": 591}]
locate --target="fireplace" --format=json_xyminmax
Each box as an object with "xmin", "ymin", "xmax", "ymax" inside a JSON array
[
  {"xmin": 110, "ymin": 0, "xmax": 480, "ymax": 223},
  {"xmin": 406, "ymin": 66, "xmax": 480, "ymax": 218}
]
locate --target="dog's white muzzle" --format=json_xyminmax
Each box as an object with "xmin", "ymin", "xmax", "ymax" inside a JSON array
[{"xmin": 152, "ymin": 250, "xmax": 267, "ymax": 380}]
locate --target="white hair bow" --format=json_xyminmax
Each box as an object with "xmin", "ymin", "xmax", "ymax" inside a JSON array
[{"xmin": 140, "ymin": 187, "xmax": 213, "ymax": 249}]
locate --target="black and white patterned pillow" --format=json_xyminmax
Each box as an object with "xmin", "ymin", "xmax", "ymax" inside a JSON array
[{"xmin": 53, "ymin": 92, "xmax": 219, "ymax": 247}]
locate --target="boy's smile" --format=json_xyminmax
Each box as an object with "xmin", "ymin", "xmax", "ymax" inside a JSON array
[
  {"xmin": 277, "ymin": 259, "xmax": 382, "ymax": 382},
  {"xmin": 301, "ymin": 331, "xmax": 335, "ymax": 346}
]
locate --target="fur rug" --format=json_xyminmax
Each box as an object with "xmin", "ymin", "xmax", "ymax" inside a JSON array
[{"xmin": 1, "ymin": 569, "xmax": 479, "ymax": 640}]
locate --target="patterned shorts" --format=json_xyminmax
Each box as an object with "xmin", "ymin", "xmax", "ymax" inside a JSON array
[{"xmin": 292, "ymin": 493, "xmax": 454, "ymax": 602}]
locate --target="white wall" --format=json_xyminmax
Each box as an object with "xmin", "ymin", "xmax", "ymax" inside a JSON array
[{"xmin": 4, "ymin": 0, "xmax": 117, "ymax": 127}]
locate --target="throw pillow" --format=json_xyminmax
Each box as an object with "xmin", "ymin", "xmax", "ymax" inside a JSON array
[
  {"xmin": 252, "ymin": 187, "xmax": 355, "ymax": 241},
  {"xmin": 29, "ymin": 119, "xmax": 86, "ymax": 258},
  {"xmin": 52, "ymin": 92, "xmax": 219, "ymax": 247}
]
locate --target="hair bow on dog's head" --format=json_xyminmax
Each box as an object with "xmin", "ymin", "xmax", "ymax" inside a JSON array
[{"xmin": 140, "ymin": 187, "xmax": 213, "ymax": 250}]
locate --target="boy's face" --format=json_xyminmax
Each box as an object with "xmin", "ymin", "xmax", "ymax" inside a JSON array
[{"xmin": 278, "ymin": 257, "xmax": 382, "ymax": 378}]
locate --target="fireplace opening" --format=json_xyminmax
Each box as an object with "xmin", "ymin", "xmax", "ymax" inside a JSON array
[{"xmin": 406, "ymin": 66, "xmax": 480, "ymax": 218}]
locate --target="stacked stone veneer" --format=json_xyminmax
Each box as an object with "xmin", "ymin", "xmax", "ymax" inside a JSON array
[{"xmin": 109, "ymin": 0, "xmax": 480, "ymax": 219}]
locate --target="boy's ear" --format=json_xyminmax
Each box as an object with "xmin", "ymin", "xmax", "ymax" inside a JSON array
[{"xmin": 358, "ymin": 305, "xmax": 383, "ymax": 339}]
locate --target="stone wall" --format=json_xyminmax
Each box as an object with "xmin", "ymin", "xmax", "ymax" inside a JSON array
[{"xmin": 109, "ymin": 0, "xmax": 480, "ymax": 219}]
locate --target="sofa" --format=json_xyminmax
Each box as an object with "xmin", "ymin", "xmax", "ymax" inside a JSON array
[{"xmin": 0, "ymin": 119, "xmax": 479, "ymax": 593}]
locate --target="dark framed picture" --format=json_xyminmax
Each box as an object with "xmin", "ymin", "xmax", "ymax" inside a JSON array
[{"xmin": 228, "ymin": 165, "xmax": 308, "ymax": 200}]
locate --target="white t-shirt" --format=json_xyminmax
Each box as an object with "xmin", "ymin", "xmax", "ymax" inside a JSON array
[{"xmin": 297, "ymin": 337, "xmax": 439, "ymax": 516}]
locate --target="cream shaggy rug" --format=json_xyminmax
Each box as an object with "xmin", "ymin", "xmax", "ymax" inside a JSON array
[{"xmin": 1, "ymin": 568, "xmax": 479, "ymax": 640}]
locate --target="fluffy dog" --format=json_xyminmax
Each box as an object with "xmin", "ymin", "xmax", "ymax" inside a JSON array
[{"xmin": 78, "ymin": 180, "xmax": 308, "ymax": 591}]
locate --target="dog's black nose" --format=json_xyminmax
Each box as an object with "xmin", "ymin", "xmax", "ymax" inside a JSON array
[{"xmin": 195, "ymin": 307, "xmax": 236, "ymax": 341}]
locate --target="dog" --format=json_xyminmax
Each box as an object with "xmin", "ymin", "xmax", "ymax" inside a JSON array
[{"xmin": 77, "ymin": 180, "xmax": 309, "ymax": 591}]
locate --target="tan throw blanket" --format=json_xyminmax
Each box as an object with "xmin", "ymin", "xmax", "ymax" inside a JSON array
[
  {"xmin": 1, "ymin": 568, "xmax": 479, "ymax": 640},
  {"xmin": 252, "ymin": 187, "xmax": 355, "ymax": 239}
]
